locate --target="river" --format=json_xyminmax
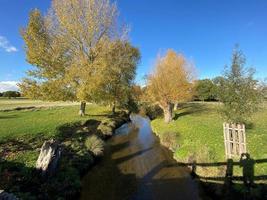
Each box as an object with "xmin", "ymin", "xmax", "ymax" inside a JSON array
[{"xmin": 80, "ymin": 114, "xmax": 199, "ymax": 200}]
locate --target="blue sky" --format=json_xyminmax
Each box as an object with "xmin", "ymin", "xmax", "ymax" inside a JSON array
[{"xmin": 0, "ymin": 0, "xmax": 266, "ymax": 91}]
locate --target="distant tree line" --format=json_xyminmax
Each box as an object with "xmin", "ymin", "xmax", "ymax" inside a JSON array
[
  {"xmin": 194, "ymin": 77, "xmax": 224, "ymax": 101},
  {"xmin": 195, "ymin": 76, "xmax": 266, "ymax": 103},
  {"xmin": 0, "ymin": 91, "xmax": 21, "ymax": 98}
]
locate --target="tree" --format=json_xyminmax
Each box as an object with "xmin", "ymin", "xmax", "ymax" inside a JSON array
[
  {"xmin": 195, "ymin": 79, "xmax": 217, "ymax": 101},
  {"xmin": 2, "ymin": 91, "xmax": 21, "ymax": 99},
  {"xmin": 131, "ymin": 84, "xmax": 143, "ymax": 104},
  {"xmin": 146, "ymin": 50, "xmax": 196, "ymax": 123},
  {"xmin": 218, "ymin": 47, "xmax": 264, "ymax": 123},
  {"xmin": 19, "ymin": 0, "xmax": 126, "ymax": 116},
  {"xmin": 91, "ymin": 40, "xmax": 140, "ymax": 114}
]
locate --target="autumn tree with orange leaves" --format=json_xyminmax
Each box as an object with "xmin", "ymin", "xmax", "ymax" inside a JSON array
[{"xmin": 146, "ymin": 50, "xmax": 196, "ymax": 123}]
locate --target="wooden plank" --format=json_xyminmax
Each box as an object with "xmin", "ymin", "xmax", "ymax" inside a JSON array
[
  {"xmin": 239, "ymin": 125, "xmax": 242, "ymax": 155},
  {"xmin": 223, "ymin": 123, "xmax": 229, "ymax": 158},
  {"xmin": 243, "ymin": 124, "xmax": 247, "ymax": 153},
  {"xmin": 232, "ymin": 123, "xmax": 237, "ymax": 155}
]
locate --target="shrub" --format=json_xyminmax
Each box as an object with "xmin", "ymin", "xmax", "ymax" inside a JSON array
[
  {"xmin": 139, "ymin": 103, "xmax": 163, "ymax": 120},
  {"xmin": 97, "ymin": 123, "xmax": 113, "ymax": 137},
  {"xmin": 85, "ymin": 135, "xmax": 105, "ymax": 156}
]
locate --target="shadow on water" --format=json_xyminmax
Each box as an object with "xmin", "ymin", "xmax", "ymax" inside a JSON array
[
  {"xmin": 80, "ymin": 114, "xmax": 267, "ymax": 200},
  {"xmin": 80, "ymin": 114, "xmax": 199, "ymax": 200},
  {"xmin": 2, "ymin": 114, "xmax": 266, "ymax": 199}
]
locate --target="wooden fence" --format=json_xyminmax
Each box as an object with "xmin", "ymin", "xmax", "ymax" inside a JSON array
[{"xmin": 223, "ymin": 123, "xmax": 247, "ymax": 158}]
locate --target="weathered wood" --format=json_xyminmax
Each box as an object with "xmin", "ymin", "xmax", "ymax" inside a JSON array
[
  {"xmin": 36, "ymin": 139, "xmax": 61, "ymax": 176},
  {"xmin": 223, "ymin": 123, "xmax": 246, "ymax": 158}
]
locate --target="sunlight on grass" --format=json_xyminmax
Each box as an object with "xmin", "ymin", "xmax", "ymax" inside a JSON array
[
  {"xmin": 151, "ymin": 101, "xmax": 267, "ymax": 178},
  {"xmin": 0, "ymin": 104, "xmax": 110, "ymax": 141}
]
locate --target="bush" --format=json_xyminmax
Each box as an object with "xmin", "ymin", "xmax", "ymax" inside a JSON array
[
  {"xmin": 139, "ymin": 103, "xmax": 163, "ymax": 120},
  {"xmin": 97, "ymin": 123, "xmax": 114, "ymax": 137},
  {"xmin": 85, "ymin": 135, "xmax": 105, "ymax": 157}
]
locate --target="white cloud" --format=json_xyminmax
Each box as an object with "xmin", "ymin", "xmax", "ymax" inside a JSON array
[
  {"xmin": 0, "ymin": 81, "xmax": 19, "ymax": 92},
  {"xmin": 0, "ymin": 36, "xmax": 18, "ymax": 53}
]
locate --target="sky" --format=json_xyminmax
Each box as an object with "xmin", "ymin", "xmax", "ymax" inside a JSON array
[{"xmin": 0, "ymin": 0, "xmax": 266, "ymax": 91}]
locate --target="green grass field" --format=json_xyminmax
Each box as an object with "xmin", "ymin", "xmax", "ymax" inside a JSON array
[
  {"xmin": 0, "ymin": 102, "xmax": 108, "ymax": 142},
  {"xmin": 0, "ymin": 97, "xmax": 79, "ymax": 110},
  {"xmin": 0, "ymin": 100, "xmax": 112, "ymax": 169},
  {"xmin": 0, "ymin": 100, "xmax": 123, "ymax": 199},
  {"xmin": 151, "ymin": 101, "xmax": 267, "ymax": 180}
]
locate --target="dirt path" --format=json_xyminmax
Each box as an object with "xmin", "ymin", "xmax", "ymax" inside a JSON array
[{"xmin": 80, "ymin": 115, "xmax": 199, "ymax": 200}]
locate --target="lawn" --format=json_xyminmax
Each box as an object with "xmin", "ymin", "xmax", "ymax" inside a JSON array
[
  {"xmin": 0, "ymin": 97, "xmax": 79, "ymax": 110},
  {"xmin": 0, "ymin": 103, "xmax": 112, "ymax": 170},
  {"xmin": 151, "ymin": 101, "xmax": 267, "ymax": 180},
  {"xmin": 0, "ymin": 101, "xmax": 128, "ymax": 199},
  {"xmin": 0, "ymin": 103, "xmax": 108, "ymax": 142}
]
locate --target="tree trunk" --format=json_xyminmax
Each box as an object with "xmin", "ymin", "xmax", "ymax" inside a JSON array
[
  {"xmin": 112, "ymin": 102, "xmax": 116, "ymax": 115},
  {"xmin": 174, "ymin": 103, "xmax": 179, "ymax": 111},
  {"xmin": 79, "ymin": 101, "xmax": 86, "ymax": 116},
  {"xmin": 163, "ymin": 103, "xmax": 173, "ymax": 123}
]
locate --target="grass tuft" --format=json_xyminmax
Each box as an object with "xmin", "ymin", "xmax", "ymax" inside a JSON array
[{"xmin": 85, "ymin": 135, "xmax": 105, "ymax": 157}]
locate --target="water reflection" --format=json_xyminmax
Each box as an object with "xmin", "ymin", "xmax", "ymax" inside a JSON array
[{"xmin": 81, "ymin": 114, "xmax": 198, "ymax": 200}]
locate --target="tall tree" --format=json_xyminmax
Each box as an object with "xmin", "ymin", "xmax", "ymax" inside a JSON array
[
  {"xmin": 146, "ymin": 50, "xmax": 196, "ymax": 123},
  {"xmin": 19, "ymin": 0, "xmax": 127, "ymax": 116},
  {"xmin": 91, "ymin": 40, "xmax": 140, "ymax": 114},
  {"xmin": 218, "ymin": 47, "xmax": 264, "ymax": 123}
]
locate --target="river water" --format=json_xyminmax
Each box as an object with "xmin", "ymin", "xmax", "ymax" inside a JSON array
[{"xmin": 80, "ymin": 114, "xmax": 199, "ymax": 200}]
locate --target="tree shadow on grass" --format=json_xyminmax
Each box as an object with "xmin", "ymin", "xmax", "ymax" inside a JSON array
[
  {"xmin": 55, "ymin": 119, "xmax": 101, "ymax": 142},
  {"xmin": 173, "ymin": 103, "xmax": 206, "ymax": 120},
  {"xmin": 0, "ymin": 115, "xmax": 19, "ymax": 119},
  {"xmin": 0, "ymin": 134, "xmax": 48, "ymax": 159},
  {"xmin": 0, "ymin": 118, "xmax": 106, "ymax": 199},
  {"xmin": 244, "ymin": 122, "xmax": 255, "ymax": 130}
]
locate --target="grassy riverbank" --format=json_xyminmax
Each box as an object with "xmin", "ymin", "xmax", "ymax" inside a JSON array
[
  {"xmin": 151, "ymin": 101, "xmax": 267, "ymax": 179},
  {"xmin": 0, "ymin": 101, "xmax": 128, "ymax": 199}
]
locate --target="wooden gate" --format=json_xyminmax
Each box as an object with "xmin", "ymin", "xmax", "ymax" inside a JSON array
[{"xmin": 223, "ymin": 123, "xmax": 247, "ymax": 158}]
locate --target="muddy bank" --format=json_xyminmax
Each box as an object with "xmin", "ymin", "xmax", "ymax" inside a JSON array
[{"xmin": 80, "ymin": 114, "xmax": 199, "ymax": 200}]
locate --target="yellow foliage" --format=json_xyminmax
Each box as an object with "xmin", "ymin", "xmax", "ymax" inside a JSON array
[{"xmin": 147, "ymin": 49, "xmax": 196, "ymax": 107}]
